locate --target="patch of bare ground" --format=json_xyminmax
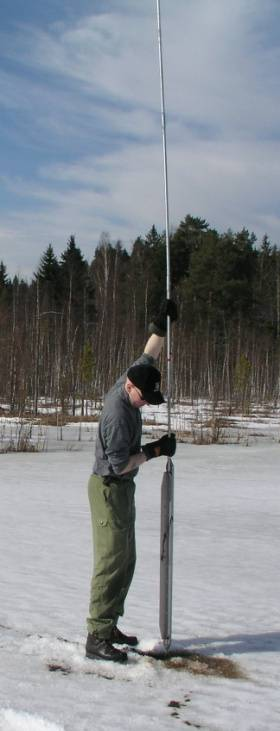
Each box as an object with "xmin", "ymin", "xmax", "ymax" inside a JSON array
[
  {"xmin": 36, "ymin": 413, "xmax": 100, "ymax": 426},
  {"xmin": 163, "ymin": 651, "xmax": 247, "ymax": 679}
]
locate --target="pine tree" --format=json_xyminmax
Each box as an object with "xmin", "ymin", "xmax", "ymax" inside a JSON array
[
  {"xmin": 36, "ymin": 244, "xmax": 60, "ymax": 283},
  {"xmin": 0, "ymin": 261, "xmax": 10, "ymax": 303},
  {"xmin": 35, "ymin": 244, "xmax": 61, "ymax": 309},
  {"xmin": 0, "ymin": 261, "xmax": 8, "ymax": 288},
  {"xmin": 171, "ymin": 215, "xmax": 210, "ymax": 286},
  {"xmin": 60, "ymin": 236, "xmax": 91, "ymax": 414},
  {"xmin": 60, "ymin": 235, "xmax": 87, "ymax": 310}
]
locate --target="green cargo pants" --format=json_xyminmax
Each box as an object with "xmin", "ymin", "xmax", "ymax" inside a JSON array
[{"xmin": 87, "ymin": 474, "xmax": 136, "ymax": 638}]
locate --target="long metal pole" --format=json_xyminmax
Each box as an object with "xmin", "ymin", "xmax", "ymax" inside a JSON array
[
  {"xmin": 156, "ymin": 0, "xmax": 172, "ymax": 427},
  {"xmin": 156, "ymin": 0, "xmax": 174, "ymax": 651}
]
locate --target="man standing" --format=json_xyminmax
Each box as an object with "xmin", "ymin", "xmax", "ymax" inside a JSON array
[{"xmin": 86, "ymin": 300, "xmax": 177, "ymax": 663}]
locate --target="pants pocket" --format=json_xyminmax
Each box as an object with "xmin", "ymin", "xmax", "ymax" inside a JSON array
[{"xmin": 103, "ymin": 482, "xmax": 135, "ymax": 530}]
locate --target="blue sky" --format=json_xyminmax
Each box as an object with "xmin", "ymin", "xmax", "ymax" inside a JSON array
[{"xmin": 0, "ymin": 0, "xmax": 280, "ymax": 278}]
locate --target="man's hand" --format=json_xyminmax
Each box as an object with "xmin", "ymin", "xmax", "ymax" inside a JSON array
[
  {"xmin": 142, "ymin": 433, "xmax": 176, "ymax": 461},
  {"xmin": 148, "ymin": 299, "xmax": 178, "ymax": 337}
]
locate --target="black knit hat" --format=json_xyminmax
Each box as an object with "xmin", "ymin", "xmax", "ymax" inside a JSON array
[{"xmin": 127, "ymin": 364, "xmax": 165, "ymax": 405}]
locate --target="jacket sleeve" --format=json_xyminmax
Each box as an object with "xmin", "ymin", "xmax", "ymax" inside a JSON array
[
  {"xmin": 129, "ymin": 352, "xmax": 156, "ymax": 368},
  {"xmin": 102, "ymin": 414, "xmax": 133, "ymax": 475}
]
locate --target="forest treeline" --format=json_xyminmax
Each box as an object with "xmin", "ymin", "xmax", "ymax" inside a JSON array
[{"xmin": 0, "ymin": 215, "xmax": 280, "ymax": 415}]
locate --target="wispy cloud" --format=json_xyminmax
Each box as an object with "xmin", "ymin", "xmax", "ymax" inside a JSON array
[{"xmin": 0, "ymin": 0, "xmax": 280, "ymax": 278}]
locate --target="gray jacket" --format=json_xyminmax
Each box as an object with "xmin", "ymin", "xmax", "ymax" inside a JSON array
[{"xmin": 93, "ymin": 353, "xmax": 155, "ymax": 479}]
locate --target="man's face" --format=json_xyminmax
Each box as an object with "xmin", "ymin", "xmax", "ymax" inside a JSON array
[{"xmin": 126, "ymin": 380, "xmax": 149, "ymax": 408}]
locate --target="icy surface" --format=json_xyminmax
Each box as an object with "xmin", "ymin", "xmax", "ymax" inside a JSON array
[{"xmin": 1, "ymin": 428, "xmax": 280, "ymax": 730}]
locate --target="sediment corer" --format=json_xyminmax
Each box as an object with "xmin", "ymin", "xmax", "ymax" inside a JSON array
[{"xmin": 156, "ymin": 0, "xmax": 175, "ymax": 651}]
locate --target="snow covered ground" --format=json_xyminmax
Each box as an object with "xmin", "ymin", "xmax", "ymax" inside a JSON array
[{"xmin": 1, "ymin": 419, "xmax": 280, "ymax": 730}]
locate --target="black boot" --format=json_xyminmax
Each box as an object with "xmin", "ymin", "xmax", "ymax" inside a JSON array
[
  {"xmin": 86, "ymin": 633, "xmax": 127, "ymax": 663},
  {"xmin": 111, "ymin": 626, "xmax": 138, "ymax": 647}
]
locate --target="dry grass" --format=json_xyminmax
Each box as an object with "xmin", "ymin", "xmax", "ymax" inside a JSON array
[
  {"xmin": 135, "ymin": 645, "xmax": 247, "ymax": 679},
  {"xmin": 0, "ymin": 437, "xmax": 40, "ymax": 453},
  {"xmin": 163, "ymin": 651, "xmax": 247, "ymax": 679},
  {"xmin": 36, "ymin": 413, "xmax": 99, "ymax": 427},
  {"xmin": 0, "ymin": 422, "xmax": 46, "ymax": 453}
]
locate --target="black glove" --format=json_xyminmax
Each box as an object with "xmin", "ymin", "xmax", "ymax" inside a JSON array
[
  {"xmin": 142, "ymin": 433, "xmax": 176, "ymax": 461},
  {"xmin": 148, "ymin": 299, "xmax": 178, "ymax": 336}
]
